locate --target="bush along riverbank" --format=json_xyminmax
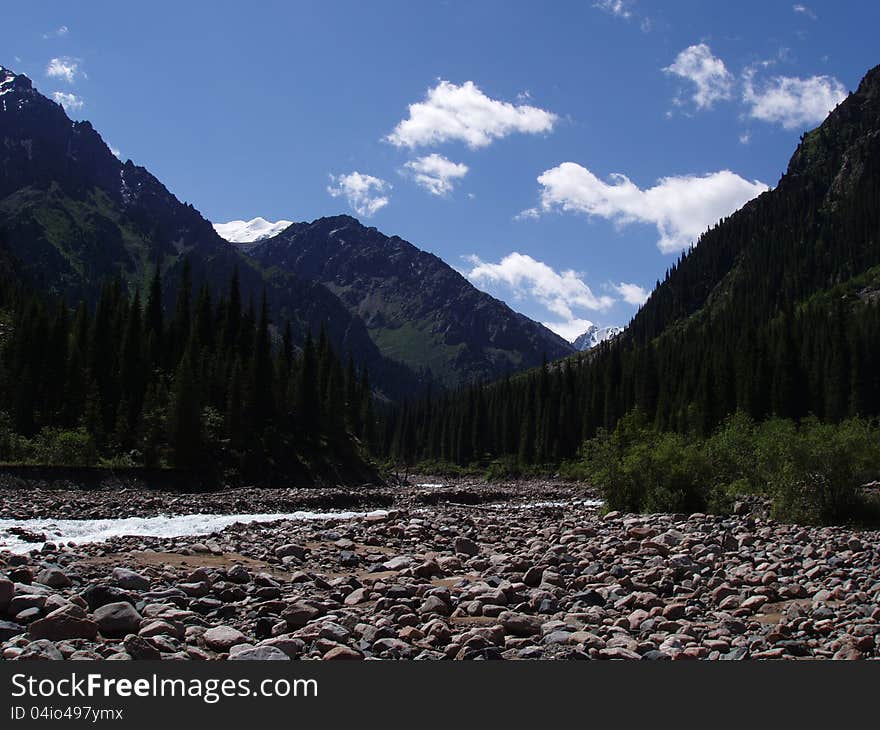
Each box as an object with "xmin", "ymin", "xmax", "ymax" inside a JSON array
[{"xmin": 561, "ymin": 411, "xmax": 880, "ymax": 526}]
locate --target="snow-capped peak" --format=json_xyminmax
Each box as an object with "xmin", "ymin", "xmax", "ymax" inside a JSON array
[
  {"xmin": 572, "ymin": 324, "xmax": 623, "ymax": 351},
  {"xmin": 0, "ymin": 67, "xmax": 20, "ymax": 96},
  {"xmin": 213, "ymin": 217, "xmax": 293, "ymax": 243}
]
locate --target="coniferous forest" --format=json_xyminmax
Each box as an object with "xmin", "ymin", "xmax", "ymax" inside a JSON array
[
  {"xmin": 0, "ymin": 262, "xmax": 377, "ymax": 485},
  {"xmin": 381, "ymin": 70, "xmax": 880, "ymax": 475},
  {"xmin": 382, "ymin": 294, "xmax": 880, "ymax": 469},
  {"xmin": 1, "ymin": 55, "xmax": 880, "ymax": 519}
]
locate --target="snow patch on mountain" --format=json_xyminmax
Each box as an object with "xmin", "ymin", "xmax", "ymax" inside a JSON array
[
  {"xmin": 572, "ymin": 324, "xmax": 623, "ymax": 351},
  {"xmin": 0, "ymin": 68, "xmax": 15, "ymax": 96},
  {"xmin": 214, "ymin": 217, "xmax": 293, "ymax": 243}
]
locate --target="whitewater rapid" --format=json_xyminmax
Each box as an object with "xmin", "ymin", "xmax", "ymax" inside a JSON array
[{"xmin": 0, "ymin": 509, "xmax": 389, "ymax": 555}]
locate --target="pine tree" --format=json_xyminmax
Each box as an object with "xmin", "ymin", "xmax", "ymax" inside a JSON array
[
  {"xmin": 144, "ymin": 266, "xmax": 164, "ymax": 368},
  {"xmin": 297, "ymin": 333, "xmax": 320, "ymax": 438},
  {"xmin": 120, "ymin": 290, "xmax": 144, "ymax": 427},
  {"xmin": 167, "ymin": 345, "xmax": 202, "ymax": 469},
  {"xmin": 170, "ymin": 260, "xmax": 192, "ymax": 366}
]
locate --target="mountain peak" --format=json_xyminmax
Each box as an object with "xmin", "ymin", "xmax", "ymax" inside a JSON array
[
  {"xmin": 0, "ymin": 66, "xmax": 33, "ymax": 97},
  {"xmin": 857, "ymin": 63, "xmax": 880, "ymax": 96},
  {"xmin": 213, "ymin": 217, "xmax": 294, "ymax": 243},
  {"xmin": 249, "ymin": 215, "xmax": 574, "ymax": 387},
  {"xmin": 310, "ymin": 214, "xmax": 364, "ymax": 232},
  {"xmin": 572, "ymin": 324, "xmax": 622, "ymax": 351}
]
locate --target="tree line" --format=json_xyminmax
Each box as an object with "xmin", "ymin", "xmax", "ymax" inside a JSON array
[
  {"xmin": 381, "ymin": 120, "xmax": 880, "ymax": 468},
  {"xmin": 0, "ymin": 262, "xmax": 376, "ymax": 483}
]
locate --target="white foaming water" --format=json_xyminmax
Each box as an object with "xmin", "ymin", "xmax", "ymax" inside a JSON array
[
  {"xmin": 416, "ymin": 483, "xmax": 445, "ymax": 489},
  {"xmin": 508, "ymin": 499, "xmax": 605, "ymax": 510},
  {"xmin": 0, "ymin": 510, "xmax": 388, "ymax": 555}
]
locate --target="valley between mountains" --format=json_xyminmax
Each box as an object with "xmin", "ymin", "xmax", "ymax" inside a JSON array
[{"xmin": 1, "ymin": 58, "xmax": 880, "ymax": 663}]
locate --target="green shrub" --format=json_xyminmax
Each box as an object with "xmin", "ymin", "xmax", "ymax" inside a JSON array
[
  {"xmin": 576, "ymin": 409, "xmax": 880, "ymax": 525},
  {"xmin": 581, "ymin": 410, "xmax": 712, "ymax": 513},
  {"xmin": 768, "ymin": 417, "xmax": 880, "ymax": 524},
  {"xmin": 485, "ymin": 455, "xmax": 521, "ymax": 482},
  {"xmin": 32, "ymin": 427, "xmax": 98, "ymax": 467}
]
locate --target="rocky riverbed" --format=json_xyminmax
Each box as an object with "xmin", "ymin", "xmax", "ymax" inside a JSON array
[{"xmin": 0, "ymin": 477, "xmax": 878, "ymax": 660}]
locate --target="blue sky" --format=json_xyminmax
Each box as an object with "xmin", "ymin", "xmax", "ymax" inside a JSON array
[{"xmin": 5, "ymin": 1, "xmax": 879, "ymax": 340}]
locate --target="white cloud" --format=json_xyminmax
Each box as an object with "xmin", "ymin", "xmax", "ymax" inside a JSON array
[
  {"xmin": 51, "ymin": 91, "xmax": 83, "ymax": 113},
  {"xmin": 612, "ymin": 282, "xmax": 649, "ymax": 306},
  {"xmin": 528, "ymin": 161, "xmax": 768, "ymax": 253},
  {"xmin": 743, "ymin": 72, "xmax": 847, "ymax": 130},
  {"xmin": 386, "ymin": 80, "xmax": 557, "ymax": 149},
  {"xmin": 793, "ymin": 4, "xmax": 817, "ymax": 19},
  {"xmin": 43, "ymin": 25, "xmax": 69, "ymax": 39},
  {"xmin": 594, "ymin": 0, "xmax": 654, "ymax": 33},
  {"xmin": 663, "ymin": 44, "xmax": 846, "ymax": 133},
  {"xmin": 46, "ymin": 57, "xmax": 78, "ymax": 83},
  {"xmin": 403, "ymin": 153, "xmax": 469, "ymax": 196},
  {"xmin": 664, "ymin": 44, "xmax": 734, "ymax": 110},
  {"xmin": 327, "ymin": 171, "xmax": 390, "ymax": 218},
  {"xmin": 464, "ymin": 252, "xmax": 615, "ymax": 339},
  {"xmin": 593, "ymin": 0, "xmax": 632, "ymax": 19},
  {"xmin": 514, "ymin": 207, "xmax": 541, "ymax": 221}
]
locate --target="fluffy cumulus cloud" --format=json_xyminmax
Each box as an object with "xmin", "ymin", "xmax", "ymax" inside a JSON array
[
  {"xmin": 51, "ymin": 91, "xmax": 83, "ymax": 113},
  {"xmin": 464, "ymin": 252, "xmax": 615, "ymax": 339},
  {"xmin": 386, "ymin": 80, "xmax": 557, "ymax": 149},
  {"xmin": 663, "ymin": 44, "xmax": 733, "ymax": 109},
  {"xmin": 403, "ymin": 153, "xmax": 469, "ymax": 196},
  {"xmin": 612, "ymin": 281, "xmax": 649, "ymax": 306},
  {"xmin": 327, "ymin": 171, "xmax": 390, "ymax": 218},
  {"xmin": 743, "ymin": 72, "xmax": 847, "ymax": 130},
  {"xmin": 664, "ymin": 43, "xmax": 847, "ymax": 133},
  {"xmin": 528, "ymin": 162, "xmax": 768, "ymax": 253},
  {"xmin": 46, "ymin": 57, "xmax": 78, "ymax": 83}
]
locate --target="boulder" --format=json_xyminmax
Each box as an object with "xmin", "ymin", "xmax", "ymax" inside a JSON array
[
  {"xmin": 94, "ymin": 602, "xmax": 143, "ymax": 638},
  {"xmin": 15, "ymin": 639, "xmax": 64, "ymax": 661},
  {"xmin": 34, "ymin": 568, "xmax": 72, "ymax": 589},
  {"xmin": 454, "ymin": 537, "xmax": 479, "ymax": 556},
  {"xmin": 204, "ymin": 625, "xmax": 248, "ymax": 652},
  {"xmin": 323, "ymin": 645, "xmax": 363, "ymax": 660},
  {"xmin": 0, "ymin": 578, "xmax": 13, "ymax": 613},
  {"xmin": 229, "ymin": 646, "xmax": 291, "ymax": 661},
  {"xmin": 29, "ymin": 610, "xmax": 98, "ymax": 641},
  {"xmin": 111, "ymin": 568, "xmax": 150, "ymax": 591}
]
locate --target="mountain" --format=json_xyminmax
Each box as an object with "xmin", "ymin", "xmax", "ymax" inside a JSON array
[
  {"xmin": 572, "ymin": 324, "xmax": 622, "ymax": 351},
  {"xmin": 386, "ymin": 63, "xmax": 880, "ymax": 465},
  {"xmin": 246, "ymin": 215, "xmax": 574, "ymax": 388},
  {"xmin": 214, "ymin": 217, "xmax": 293, "ymax": 243},
  {"xmin": 0, "ymin": 64, "xmax": 569, "ymax": 396},
  {"xmin": 0, "ymin": 66, "xmax": 423, "ymax": 399}
]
